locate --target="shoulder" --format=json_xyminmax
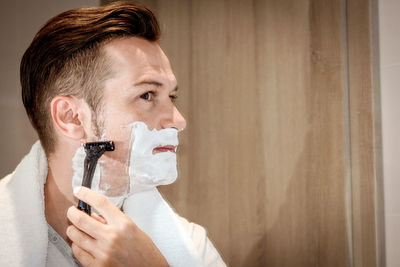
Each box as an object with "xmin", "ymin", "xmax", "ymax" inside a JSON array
[
  {"xmin": 177, "ymin": 216, "xmax": 227, "ymax": 267},
  {"xmin": 0, "ymin": 173, "xmax": 13, "ymax": 185},
  {"xmin": 0, "ymin": 174, "xmax": 14, "ymax": 198}
]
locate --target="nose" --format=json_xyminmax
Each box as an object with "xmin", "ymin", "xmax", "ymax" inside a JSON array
[{"xmin": 160, "ymin": 105, "xmax": 186, "ymax": 131}]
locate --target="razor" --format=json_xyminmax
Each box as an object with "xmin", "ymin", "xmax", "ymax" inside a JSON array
[{"xmin": 77, "ymin": 141, "xmax": 115, "ymax": 215}]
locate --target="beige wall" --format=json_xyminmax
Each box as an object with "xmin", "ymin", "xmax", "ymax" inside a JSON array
[
  {"xmin": 379, "ymin": 1, "xmax": 400, "ymax": 266},
  {"xmin": 0, "ymin": 0, "xmax": 99, "ymax": 177},
  {"xmin": 1, "ymin": 1, "xmax": 386, "ymax": 266},
  {"xmin": 137, "ymin": 1, "xmax": 383, "ymax": 266}
]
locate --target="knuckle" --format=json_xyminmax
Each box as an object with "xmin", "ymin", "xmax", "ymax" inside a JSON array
[
  {"xmin": 108, "ymin": 231, "xmax": 119, "ymax": 246},
  {"xmin": 66, "ymin": 225, "xmax": 71, "ymax": 234},
  {"xmin": 71, "ymin": 243, "xmax": 81, "ymax": 256},
  {"xmin": 75, "ymin": 232, "xmax": 92, "ymax": 249},
  {"xmin": 93, "ymin": 196, "xmax": 109, "ymax": 209},
  {"xmin": 79, "ymin": 187, "xmax": 89, "ymax": 198},
  {"xmin": 75, "ymin": 214, "xmax": 85, "ymax": 227},
  {"xmin": 76, "ymin": 232, "xmax": 85, "ymax": 244},
  {"xmin": 66, "ymin": 226, "xmax": 74, "ymax": 238},
  {"xmin": 121, "ymin": 220, "xmax": 135, "ymax": 234},
  {"xmin": 67, "ymin": 226, "xmax": 89, "ymax": 248},
  {"xmin": 98, "ymin": 251, "xmax": 112, "ymax": 265},
  {"xmin": 80, "ymin": 236, "xmax": 91, "ymax": 248},
  {"xmin": 66, "ymin": 206, "xmax": 77, "ymax": 220},
  {"xmin": 70, "ymin": 229, "xmax": 83, "ymax": 244},
  {"xmin": 119, "ymin": 220, "xmax": 129, "ymax": 232}
]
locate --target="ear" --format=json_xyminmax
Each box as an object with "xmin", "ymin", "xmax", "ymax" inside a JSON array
[{"xmin": 50, "ymin": 96, "xmax": 89, "ymax": 141}]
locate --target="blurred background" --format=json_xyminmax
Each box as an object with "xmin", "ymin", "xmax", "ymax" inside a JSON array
[{"xmin": 1, "ymin": 0, "xmax": 399, "ymax": 266}]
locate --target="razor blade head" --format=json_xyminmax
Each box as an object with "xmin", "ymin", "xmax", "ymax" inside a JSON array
[
  {"xmin": 79, "ymin": 141, "xmax": 115, "ymax": 215},
  {"xmin": 83, "ymin": 141, "xmax": 115, "ymax": 160},
  {"xmin": 84, "ymin": 141, "xmax": 115, "ymax": 152}
]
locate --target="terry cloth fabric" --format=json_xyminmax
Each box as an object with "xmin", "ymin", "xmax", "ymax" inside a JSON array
[
  {"xmin": 0, "ymin": 141, "xmax": 226, "ymax": 267},
  {"xmin": 0, "ymin": 141, "xmax": 48, "ymax": 267},
  {"xmin": 123, "ymin": 189, "xmax": 203, "ymax": 266}
]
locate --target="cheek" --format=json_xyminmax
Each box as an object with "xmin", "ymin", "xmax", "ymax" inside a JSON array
[
  {"xmin": 130, "ymin": 106, "xmax": 162, "ymax": 130},
  {"xmin": 101, "ymin": 123, "xmax": 132, "ymax": 164},
  {"xmin": 99, "ymin": 101, "xmax": 161, "ymax": 156}
]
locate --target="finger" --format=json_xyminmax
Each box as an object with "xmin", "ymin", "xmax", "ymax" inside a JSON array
[
  {"xmin": 73, "ymin": 186, "xmax": 121, "ymax": 224},
  {"xmin": 91, "ymin": 212, "xmax": 107, "ymax": 224},
  {"xmin": 71, "ymin": 242, "xmax": 94, "ymax": 267},
  {"xmin": 66, "ymin": 225, "xmax": 97, "ymax": 255},
  {"xmin": 67, "ymin": 206, "xmax": 105, "ymax": 240}
]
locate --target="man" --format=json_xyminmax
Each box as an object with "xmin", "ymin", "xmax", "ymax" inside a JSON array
[{"xmin": 0, "ymin": 2, "xmax": 226, "ymax": 266}]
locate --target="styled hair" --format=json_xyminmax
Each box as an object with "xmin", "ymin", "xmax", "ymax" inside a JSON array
[{"xmin": 20, "ymin": 1, "xmax": 160, "ymax": 155}]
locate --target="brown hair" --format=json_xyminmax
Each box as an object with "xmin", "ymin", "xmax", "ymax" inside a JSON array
[{"xmin": 20, "ymin": 1, "xmax": 160, "ymax": 155}]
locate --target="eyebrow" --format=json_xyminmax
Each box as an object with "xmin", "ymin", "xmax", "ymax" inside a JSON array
[
  {"xmin": 134, "ymin": 80, "xmax": 162, "ymax": 87},
  {"xmin": 134, "ymin": 80, "xmax": 178, "ymax": 92}
]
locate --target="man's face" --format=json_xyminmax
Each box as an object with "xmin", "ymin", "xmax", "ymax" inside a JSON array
[
  {"xmin": 99, "ymin": 37, "xmax": 186, "ymax": 133},
  {"xmin": 83, "ymin": 37, "xmax": 186, "ymax": 195}
]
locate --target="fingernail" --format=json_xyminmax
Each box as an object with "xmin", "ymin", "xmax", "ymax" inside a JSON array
[{"xmin": 73, "ymin": 186, "xmax": 82, "ymax": 196}]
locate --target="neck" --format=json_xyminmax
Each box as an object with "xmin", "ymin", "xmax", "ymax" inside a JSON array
[{"xmin": 44, "ymin": 145, "xmax": 78, "ymax": 245}]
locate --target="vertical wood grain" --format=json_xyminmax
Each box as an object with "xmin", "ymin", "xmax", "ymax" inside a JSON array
[
  {"xmin": 101, "ymin": 1, "xmax": 384, "ymax": 266},
  {"xmin": 347, "ymin": 0, "xmax": 384, "ymax": 266},
  {"xmin": 254, "ymin": 0, "xmax": 350, "ymax": 266}
]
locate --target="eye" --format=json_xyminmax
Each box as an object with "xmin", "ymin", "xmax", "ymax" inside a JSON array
[
  {"xmin": 140, "ymin": 91, "xmax": 154, "ymax": 101},
  {"xmin": 170, "ymin": 95, "xmax": 178, "ymax": 103}
]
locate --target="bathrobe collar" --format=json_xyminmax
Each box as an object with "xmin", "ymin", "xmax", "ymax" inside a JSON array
[
  {"xmin": 0, "ymin": 141, "xmax": 49, "ymax": 266},
  {"xmin": 0, "ymin": 141, "xmax": 203, "ymax": 267}
]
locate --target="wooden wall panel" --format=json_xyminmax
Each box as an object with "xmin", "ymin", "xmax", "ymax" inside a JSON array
[
  {"xmin": 347, "ymin": 0, "xmax": 384, "ymax": 266},
  {"xmin": 103, "ymin": 0, "xmax": 384, "ymax": 266}
]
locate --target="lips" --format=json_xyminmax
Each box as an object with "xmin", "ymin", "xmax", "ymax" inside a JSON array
[{"xmin": 153, "ymin": 145, "xmax": 177, "ymax": 154}]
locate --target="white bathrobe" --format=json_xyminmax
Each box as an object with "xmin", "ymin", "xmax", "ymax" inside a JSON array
[{"xmin": 0, "ymin": 142, "xmax": 226, "ymax": 267}]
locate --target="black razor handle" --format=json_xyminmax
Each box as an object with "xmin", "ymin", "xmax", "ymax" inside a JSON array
[{"xmin": 77, "ymin": 141, "xmax": 115, "ymax": 215}]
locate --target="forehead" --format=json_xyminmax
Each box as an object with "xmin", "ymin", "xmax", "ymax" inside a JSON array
[{"xmin": 102, "ymin": 36, "xmax": 174, "ymax": 81}]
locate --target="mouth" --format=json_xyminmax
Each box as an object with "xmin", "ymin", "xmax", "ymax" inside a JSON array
[{"xmin": 152, "ymin": 145, "xmax": 177, "ymax": 154}]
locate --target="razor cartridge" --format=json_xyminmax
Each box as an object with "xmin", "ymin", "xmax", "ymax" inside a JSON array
[{"xmin": 77, "ymin": 141, "xmax": 115, "ymax": 215}]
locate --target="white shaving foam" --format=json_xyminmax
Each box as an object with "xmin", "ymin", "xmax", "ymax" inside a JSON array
[
  {"xmin": 128, "ymin": 121, "xmax": 178, "ymax": 192},
  {"xmin": 72, "ymin": 146, "xmax": 128, "ymax": 208},
  {"xmin": 72, "ymin": 121, "xmax": 179, "ymax": 207}
]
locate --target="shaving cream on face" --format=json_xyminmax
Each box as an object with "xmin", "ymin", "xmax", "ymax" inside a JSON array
[
  {"xmin": 72, "ymin": 121, "xmax": 179, "ymax": 207},
  {"xmin": 127, "ymin": 121, "xmax": 179, "ymax": 192},
  {"xmin": 72, "ymin": 147, "xmax": 129, "ymax": 208}
]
